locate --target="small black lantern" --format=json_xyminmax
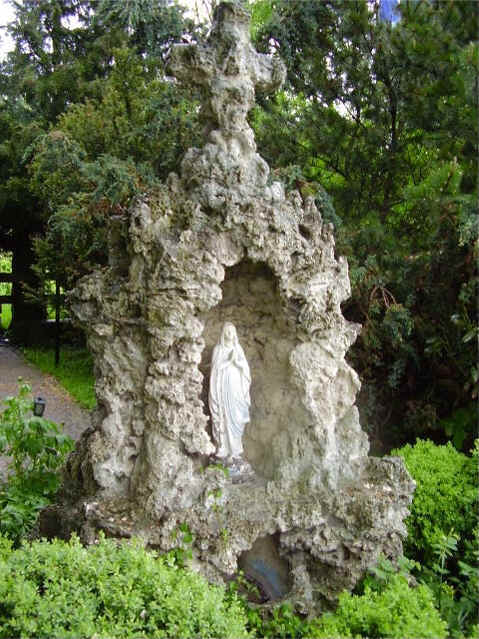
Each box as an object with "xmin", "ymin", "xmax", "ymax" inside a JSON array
[{"xmin": 33, "ymin": 397, "xmax": 46, "ymax": 417}]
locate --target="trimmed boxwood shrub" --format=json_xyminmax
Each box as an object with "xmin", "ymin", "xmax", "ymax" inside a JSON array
[
  {"xmin": 242, "ymin": 563, "xmax": 447, "ymax": 639},
  {"xmin": 391, "ymin": 438, "xmax": 478, "ymax": 564},
  {"xmin": 0, "ymin": 534, "xmax": 249, "ymax": 638},
  {"xmin": 308, "ymin": 574, "xmax": 447, "ymax": 638}
]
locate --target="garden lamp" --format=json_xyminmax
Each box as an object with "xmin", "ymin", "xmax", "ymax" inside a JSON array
[{"xmin": 33, "ymin": 397, "xmax": 46, "ymax": 417}]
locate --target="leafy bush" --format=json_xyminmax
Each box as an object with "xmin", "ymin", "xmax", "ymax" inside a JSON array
[
  {"xmin": 243, "ymin": 602, "xmax": 309, "ymax": 639},
  {"xmin": 229, "ymin": 557, "xmax": 445, "ymax": 639},
  {"xmin": 0, "ymin": 533, "xmax": 249, "ymax": 638},
  {"xmin": 308, "ymin": 573, "xmax": 447, "ymax": 638},
  {"xmin": 392, "ymin": 438, "xmax": 478, "ymax": 564},
  {"xmin": 0, "ymin": 381, "xmax": 74, "ymax": 541},
  {"xmin": 419, "ymin": 528, "xmax": 479, "ymax": 638},
  {"xmin": 243, "ymin": 574, "xmax": 446, "ymax": 639},
  {"xmin": 393, "ymin": 438, "xmax": 478, "ymax": 637}
]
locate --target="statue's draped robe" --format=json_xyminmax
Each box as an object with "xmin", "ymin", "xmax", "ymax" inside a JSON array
[{"xmin": 209, "ymin": 341, "xmax": 251, "ymax": 458}]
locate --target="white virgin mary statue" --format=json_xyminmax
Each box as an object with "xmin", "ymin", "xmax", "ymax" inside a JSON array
[{"xmin": 209, "ymin": 322, "xmax": 251, "ymax": 461}]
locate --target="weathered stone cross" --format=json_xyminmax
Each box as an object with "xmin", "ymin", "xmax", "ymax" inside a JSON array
[{"xmin": 167, "ymin": 1, "xmax": 285, "ymax": 138}]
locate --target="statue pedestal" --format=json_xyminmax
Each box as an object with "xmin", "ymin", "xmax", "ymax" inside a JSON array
[{"xmin": 226, "ymin": 458, "xmax": 255, "ymax": 483}]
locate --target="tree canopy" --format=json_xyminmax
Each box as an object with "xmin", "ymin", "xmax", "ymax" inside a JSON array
[
  {"xmin": 250, "ymin": 0, "xmax": 478, "ymax": 451},
  {"xmin": 0, "ymin": 0, "xmax": 203, "ymax": 339}
]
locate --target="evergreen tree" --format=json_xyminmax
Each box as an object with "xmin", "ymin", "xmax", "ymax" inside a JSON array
[
  {"xmin": 0, "ymin": 0, "xmax": 202, "ymax": 341},
  {"xmin": 251, "ymin": 0, "xmax": 478, "ymax": 449}
]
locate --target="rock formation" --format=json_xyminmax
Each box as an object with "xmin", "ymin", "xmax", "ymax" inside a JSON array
[{"xmin": 43, "ymin": 2, "xmax": 415, "ymax": 611}]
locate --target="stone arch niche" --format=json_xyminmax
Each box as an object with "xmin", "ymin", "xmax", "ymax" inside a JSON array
[
  {"xmin": 47, "ymin": 2, "xmax": 415, "ymax": 613},
  {"xmin": 200, "ymin": 259, "xmax": 302, "ymax": 478}
]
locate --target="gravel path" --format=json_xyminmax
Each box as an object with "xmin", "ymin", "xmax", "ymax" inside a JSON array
[{"xmin": 0, "ymin": 342, "xmax": 91, "ymax": 478}]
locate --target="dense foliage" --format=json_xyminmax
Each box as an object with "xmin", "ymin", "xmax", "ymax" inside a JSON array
[
  {"xmin": 251, "ymin": 0, "xmax": 478, "ymax": 451},
  {"xmin": 29, "ymin": 48, "xmax": 202, "ymax": 285},
  {"xmin": 0, "ymin": 0, "xmax": 203, "ymax": 340},
  {"xmin": 309, "ymin": 573, "xmax": 447, "ymax": 638},
  {"xmin": 0, "ymin": 533, "xmax": 250, "ymax": 638},
  {"xmin": 393, "ymin": 438, "xmax": 479, "ymax": 637},
  {"xmin": 239, "ymin": 561, "xmax": 447, "ymax": 639},
  {"xmin": 393, "ymin": 438, "xmax": 478, "ymax": 564},
  {"xmin": 0, "ymin": 534, "xmax": 451, "ymax": 639},
  {"xmin": 0, "ymin": 381, "xmax": 74, "ymax": 542}
]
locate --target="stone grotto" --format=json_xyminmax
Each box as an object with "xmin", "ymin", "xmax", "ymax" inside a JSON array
[{"xmin": 40, "ymin": 1, "xmax": 415, "ymax": 612}]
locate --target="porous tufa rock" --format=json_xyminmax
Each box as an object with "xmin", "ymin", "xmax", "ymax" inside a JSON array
[{"xmin": 45, "ymin": 1, "xmax": 415, "ymax": 612}]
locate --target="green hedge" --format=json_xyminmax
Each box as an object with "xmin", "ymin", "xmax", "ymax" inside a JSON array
[
  {"xmin": 309, "ymin": 574, "xmax": 447, "ymax": 639},
  {"xmin": 392, "ymin": 438, "xmax": 478, "ymax": 564},
  {"xmin": 0, "ymin": 534, "xmax": 249, "ymax": 638},
  {"xmin": 245, "ymin": 570, "xmax": 447, "ymax": 639}
]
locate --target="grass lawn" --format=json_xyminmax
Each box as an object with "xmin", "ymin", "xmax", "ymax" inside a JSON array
[{"xmin": 22, "ymin": 346, "xmax": 96, "ymax": 410}]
